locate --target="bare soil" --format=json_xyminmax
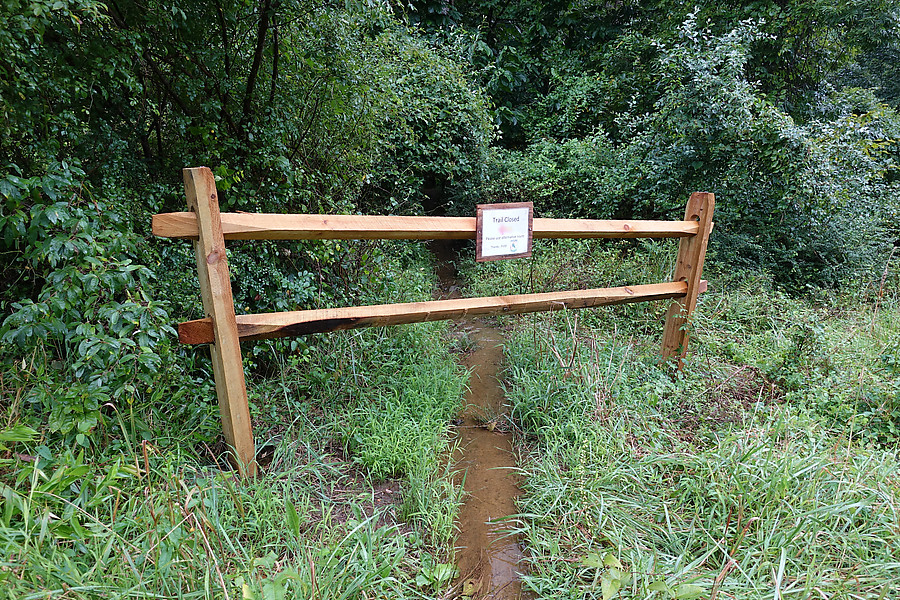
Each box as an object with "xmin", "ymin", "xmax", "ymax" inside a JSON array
[{"xmin": 432, "ymin": 240, "xmax": 530, "ymax": 600}]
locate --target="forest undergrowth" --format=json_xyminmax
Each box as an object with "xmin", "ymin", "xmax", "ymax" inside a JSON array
[
  {"xmin": 0, "ymin": 245, "xmax": 468, "ymax": 599},
  {"xmin": 2, "ymin": 238, "xmax": 900, "ymax": 599},
  {"xmin": 4, "ymin": 1, "xmax": 900, "ymax": 598}
]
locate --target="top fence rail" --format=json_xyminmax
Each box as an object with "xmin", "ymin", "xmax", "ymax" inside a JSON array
[{"xmin": 152, "ymin": 212, "xmax": 700, "ymax": 241}]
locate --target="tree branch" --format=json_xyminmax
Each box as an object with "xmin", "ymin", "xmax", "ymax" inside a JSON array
[
  {"xmin": 240, "ymin": 0, "xmax": 272, "ymax": 133},
  {"xmin": 269, "ymin": 16, "xmax": 279, "ymax": 105},
  {"xmin": 215, "ymin": 0, "xmax": 232, "ymax": 78}
]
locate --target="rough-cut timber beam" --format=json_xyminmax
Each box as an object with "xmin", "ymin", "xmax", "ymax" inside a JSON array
[
  {"xmin": 182, "ymin": 167, "xmax": 256, "ymax": 477},
  {"xmin": 152, "ymin": 212, "xmax": 700, "ymax": 241},
  {"xmin": 178, "ymin": 282, "xmax": 689, "ymax": 345},
  {"xmin": 661, "ymin": 192, "xmax": 715, "ymax": 367}
]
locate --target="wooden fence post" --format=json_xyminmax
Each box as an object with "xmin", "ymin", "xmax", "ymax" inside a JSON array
[
  {"xmin": 661, "ymin": 192, "xmax": 715, "ymax": 367},
  {"xmin": 183, "ymin": 167, "xmax": 257, "ymax": 477}
]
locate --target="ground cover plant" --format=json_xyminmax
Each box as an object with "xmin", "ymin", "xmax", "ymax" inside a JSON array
[
  {"xmin": 0, "ymin": 244, "xmax": 469, "ymax": 598},
  {"xmin": 467, "ymin": 240, "xmax": 900, "ymax": 599}
]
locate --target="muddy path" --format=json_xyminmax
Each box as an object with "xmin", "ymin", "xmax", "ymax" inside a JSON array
[
  {"xmin": 453, "ymin": 325, "xmax": 525, "ymax": 599},
  {"xmin": 432, "ymin": 241, "xmax": 529, "ymax": 600}
]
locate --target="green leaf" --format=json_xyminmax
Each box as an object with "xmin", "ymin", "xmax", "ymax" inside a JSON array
[
  {"xmin": 285, "ymin": 499, "xmax": 300, "ymax": 537},
  {"xmin": 431, "ymin": 563, "xmax": 458, "ymax": 584},
  {"xmin": 70, "ymin": 514, "xmax": 88, "ymax": 539},
  {"xmin": 649, "ymin": 581, "xmax": 671, "ymax": 593},
  {"xmin": 0, "ymin": 424, "xmax": 39, "ymax": 444},
  {"xmin": 601, "ymin": 575, "xmax": 622, "ymax": 600},
  {"xmin": 603, "ymin": 552, "xmax": 624, "ymax": 569},
  {"xmin": 262, "ymin": 578, "xmax": 286, "ymax": 600},
  {"xmin": 581, "ymin": 552, "xmax": 605, "ymax": 569},
  {"xmin": 674, "ymin": 584, "xmax": 705, "ymax": 599}
]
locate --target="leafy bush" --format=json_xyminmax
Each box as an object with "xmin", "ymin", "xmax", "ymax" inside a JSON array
[
  {"xmin": 482, "ymin": 17, "xmax": 900, "ymax": 291},
  {"xmin": 483, "ymin": 135, "xmax": 635, "ymax": 218},
  {"xmin": 0, "ymin": 163, "xmax": 187, "ymax": 448},
  {"xmin": 0, "ymin": 0, "xmax": 497, "ymax": 450},
  {"xmin": 360, "ymin": 16, "xmax": 494, "ymax": 213},
  {"xmin": 526, "ymin": 33, "xmax": 660, "ymax": 143},
  {"xmin": 627, "ymin": 18, "xmax": 900, "ymax": 290}
]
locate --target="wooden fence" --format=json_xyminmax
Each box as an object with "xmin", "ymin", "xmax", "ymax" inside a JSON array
[{"xmin": 153, "ymin": 167, "xmax": 714, "ymax": 476}]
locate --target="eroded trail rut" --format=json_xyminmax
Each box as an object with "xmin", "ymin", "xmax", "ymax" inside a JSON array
[
  {"xmin": 453, "ymin": 325, "xmax": 525, "ymax": 599},
  {"xmin": 433, "ymin": 241, "xmax": 528, "ymax": 599}
]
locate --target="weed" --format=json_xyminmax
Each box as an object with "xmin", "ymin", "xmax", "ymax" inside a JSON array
[{"xmin": 0, "ymin": 242, "xmax": 466, "ymax": 598}]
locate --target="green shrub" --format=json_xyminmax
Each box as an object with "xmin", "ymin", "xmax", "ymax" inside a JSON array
[
  {"xmin": 480, "ymin": 16, "xmax": 900, "ymax": 292},
  {"xmin": 361, "ymin": 16, "xmax": 495, "ymax": 213},
  {"xmin": 483, "ymin": 135, "xmax": 632, "ymax": 218},
  {"xmin": 0, "ymin": 163, "xmax": 186, "ymax": 449}
]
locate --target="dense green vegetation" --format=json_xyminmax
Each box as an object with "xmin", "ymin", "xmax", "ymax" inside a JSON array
[
  {"xmin": 468, "ymin": 241, "xmax": 900, "ymax": 597},
  {"xmin": 2, "ymin": 0, "xmax": 900, "ymax": 597}
]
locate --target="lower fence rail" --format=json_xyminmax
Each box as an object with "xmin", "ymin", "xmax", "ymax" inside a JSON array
[{"xmin": 177, "ymin": 281, "xmax": 694, "ymax": 343}]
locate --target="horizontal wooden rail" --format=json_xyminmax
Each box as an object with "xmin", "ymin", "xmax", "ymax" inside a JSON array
[
  {"xmin": 178, "ymin": 282, "xmax": 691, "ymax": 345},
  {"xmin": 153, "ymin": 212, "xmax": 699, "ymax": 241}
]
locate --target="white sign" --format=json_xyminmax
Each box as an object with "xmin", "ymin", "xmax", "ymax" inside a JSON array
[{"xmin": 476, "ymin": 202, "xmax": 533, "ymax": 262}]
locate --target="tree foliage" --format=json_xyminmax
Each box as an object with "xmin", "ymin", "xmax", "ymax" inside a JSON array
[
  {"xmin": 435, "ymin": 4, "xmax": 900, "ymax": 290},
  {"xmin": 0, "ymin": 0, "xmax": 492, "ymax": 447}
]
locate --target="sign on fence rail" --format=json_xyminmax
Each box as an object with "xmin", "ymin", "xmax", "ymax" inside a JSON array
[
  {"xmin": 476, "ymin": 202, "xmax": 533, "ymax": 261},
  {"xmin": 153, "ymin": 167, "xmax": 714, "ymax": 476}
]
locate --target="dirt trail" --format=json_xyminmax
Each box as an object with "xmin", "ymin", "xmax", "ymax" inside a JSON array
[{"xmin": 432, "ymin": 241, "xmax": 528, "ymax": 600}]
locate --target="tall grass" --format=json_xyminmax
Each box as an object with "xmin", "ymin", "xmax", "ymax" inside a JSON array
[
  {"xmin": 471, "ymin": 240, "xmax": 900, "ymax": 598},
  {"xmin": 504, "ymin": 322, "xmax": 900, "ymax": 599},
  {"xmin": 327, "ymin": 323, "xmax": 468, "ymax": 547},
  {"xmin": 0, "ymin": 438, "xmax": 427, "ymax": 598},
  {"xmin": 0, "ymin": 242, "xmax": 467, "ymax": 598}
]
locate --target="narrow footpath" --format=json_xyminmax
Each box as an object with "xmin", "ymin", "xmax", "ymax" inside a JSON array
[{"xmin": 433, "ymin": 241, "xmax": 529, "ymax": 600}]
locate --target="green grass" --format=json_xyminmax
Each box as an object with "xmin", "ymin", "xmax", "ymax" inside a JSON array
[
  {"xmin": 0, "ymin": 438, "xmax": 424, "ymax": 598},
  {"xmin": 505, "ymin": 326, "xmax": 900, "ymax": 600},
  {"xmin": 0, "ymin": 243, "xmax": 467, "ymax": 599},
  {"xmin": 0, "ymin": 321, "xmax": 468, "ymax": 598},
  {"xmin": 463, "ymin": 237, "xmax": 678, "ymax": 333},
  {"xmin": 469, "ymin": 239, "xmax": 900, "ymax": 599},
  {"xmin": 325, "ymin": 323, "xmax": 468, "ymax": 547},
  {"xmin": 4, "ymin": 235, "xmax": 899, "ymax": 599},
  {"xmin": 504, "ymin": 324, "xmax": 900, "ymax": 597},
  {"xmin": 514, "ymin": 409, "xmax": 900, "ymax": 598}
]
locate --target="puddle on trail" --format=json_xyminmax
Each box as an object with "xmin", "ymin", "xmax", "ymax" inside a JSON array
[{"xmin": 433, "ymin": 241, "xmax": 529, "ymax": 600}]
